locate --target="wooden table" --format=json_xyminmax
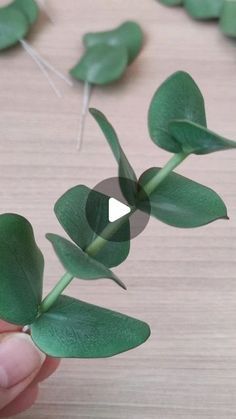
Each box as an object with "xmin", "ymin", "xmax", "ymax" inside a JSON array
[{"xmin": 1, "ymin": 1, "xmax": 236, "ymax": 418}]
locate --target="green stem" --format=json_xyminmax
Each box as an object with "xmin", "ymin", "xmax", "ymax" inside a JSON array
[
  {"xmin": 40, "ymin": 272, "xmax": 74, "ymax": 313},
  {"xmin": 40, "ymin": 151, "xmax": 188, "ymax": 313}
]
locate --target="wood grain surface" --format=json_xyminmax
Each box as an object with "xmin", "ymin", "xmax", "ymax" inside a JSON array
[{"xmin": 1, "ymin": 1, "xmax": 236, "ymax": 418}]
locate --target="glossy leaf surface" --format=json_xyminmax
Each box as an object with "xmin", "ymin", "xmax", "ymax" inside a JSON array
[
  {"xmin": 0, "ymin": 214, "xmax": 44, "ymax": 325},
  {"xmin": 31, "ymin": 295, "xmax": 150, "ymax": 358},
  {"xmin": 184, "ymin": 0, "xmax": 224, "ymax": 19},
  {"xmin": 83, "ymin": 21, "xmax": 143, "ymax": 64},
  {"xmin": 139, "ymin": 168, "xmax": 228, "ymax": 228},
  {"xmin": 46, "ymin": 234, "xmax": 126, "ymax": 290},
  {"xmin": 148, "ymin": 71, "xmax": 207, "ymax": 153},
  {"xmin": 70, "ymin": 44, "xmax": 128, "ymax": 85},
  {"xmin": 220, "ymin": 1, "xmax": 236, "ymax": 37},
  {"xmin": 169, "ymin": 120, "xmax": 236, "ymax": 155},
  {"xmin": 54, "ymin": 185, "xmax": 130, "ymax": 268},
  {"xmin": 0, "ymin": 7, "xmax": 28, "ymax": 50}
]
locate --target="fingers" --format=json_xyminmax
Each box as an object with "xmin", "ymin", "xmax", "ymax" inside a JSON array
[
  {"xmin": 34, "ymin": 357, "xmax": 61, "ymax": 383},
  {"xmin": 0, "ymin": 384, "xmax": 39, "ymax": 418},
  {"xmin": 0, "ymin": 333, "xmax": 45, "ymax": 410},
  {"xmin": 0, "ymin": 321, "xmax": 21, "ymax": 333}
]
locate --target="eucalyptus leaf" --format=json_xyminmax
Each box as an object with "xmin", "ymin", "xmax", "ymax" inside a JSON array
[
  {"xmin": 70, "ymin": 44, "xmax": 128, "ymax": 85},
  {"xmin": 0, "ymin": 6, "xmax": 29, "ymax": 50},
  {"xmin": 220, "ymin": 1, "xmax": 236, "ymax": 37},
  {"xmin": 184, "ymin": 0, "xmax": 224, "ymax": 19},
  {"xmin": 148, "ymin": 71, "xmax": 207, "ymax": 153},
  {"xmin": 46, "ymin": 233, "xmax": 126, "ymax": 290},
  {"xmin": 54, "ymin": 185, "xmax": 130, "ymax": 268},
  {"xmin": 138, "ymin": 168, "xmax": 228, "ymax": 228},
  {"xmin": 12, "ymin": 0, "xmax": 39, "ymax": 24},
  {"xmin": 159, "ymin": 0, "xmax": 183, "ymax": 6},
  {"xmin": 169, "ymin": 120, "xmax": 236, "ymax": 155},
  {"xmin": 0, "ymin": 214, "xmax": 44, "ymax": 325},
  {"xmin": 83, "ymin": 21, "xmax": 143, "ymax": 65},
  {"xmin": 31, "ymin": 295, "xmax": 150, "ymax": 358},
  {"xmin": 90, "ymin": 108, "xmax": 138, "ymax": 204}
]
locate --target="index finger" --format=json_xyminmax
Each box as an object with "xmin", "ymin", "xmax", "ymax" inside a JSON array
[{"xmin": 0, "ymin": 321, "xmax": 21, "ymax": 333}]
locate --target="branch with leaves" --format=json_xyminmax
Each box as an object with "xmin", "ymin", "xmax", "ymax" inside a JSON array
[
  {"xmin": 0, "ymin": 71, "xmax": 235, "ymax": 359},
  {"xmin": 159, "ymin": 0, "xmax": 236, "ymax": 38}
]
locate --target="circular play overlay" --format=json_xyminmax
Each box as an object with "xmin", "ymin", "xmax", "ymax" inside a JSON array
[{"xmin": 86, "ymin": 177, "xmax": 150, "ymax": 242}]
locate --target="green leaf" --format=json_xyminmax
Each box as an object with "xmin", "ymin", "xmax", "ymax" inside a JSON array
[
  {"xmin": 169, "ymin": 120, "xmax": 236, "ymax": 155},
  {"xmin": 184, "ymin": 0, "xmax": 224, "ymax": 20},
  {"xmin": 138, "ymin": 168, "xmax": 228, "ymax": 228},
  {"xmin": 0, "ymin": 214, "xmax": 44, "ymax": 325},
  {"xmin": 70, "ymin": 44, "xmax": 128, "ymax": 85},
  {"xmin": 31, "ymin": 295, "xmax": 150, "ymax": 358},
  {"xmin": 159, "ymin": 0, "xmax": 183, "ymax": 6},
  {"xmin": 148, "ymin": 71, "xmax": 207, "ymax": 153},
  {"xmin": 54, "ymin": 185, "xmax": 130, "ymax": 268},
  {"xmin": 0, "ymin": 6, "xmax": 29, "ymax": 50},
  {"xmin": 83, "ymin": 21, "xmax": 143, "ymax": 65},
  {"xmin": 90, "ymin": 108, "xmax": 138, "ymax": 205},
  {"xmin": 220, "ymin": 1, "xmax": 236, "ymax": 37},
  {"xmin": 12, "ymin": 0, "xmax": 39, "ymax": 24},
  {"xmin": 46, "ymin": 233, "xmax": 126, "ymax": 290}
]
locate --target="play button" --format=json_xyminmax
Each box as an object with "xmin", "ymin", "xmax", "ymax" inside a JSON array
[
  {"xmin": 109, "ymin": 198, "xmax": 131, "ymax": 222},
  {"xmin": 85, "ymin": 177, "xmax": 150, "ymax": 242}
]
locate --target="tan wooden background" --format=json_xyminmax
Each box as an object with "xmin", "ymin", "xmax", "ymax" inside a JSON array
[{"xmin": 1, "ymin": 0, "xmax": 236, "ymax": 418}]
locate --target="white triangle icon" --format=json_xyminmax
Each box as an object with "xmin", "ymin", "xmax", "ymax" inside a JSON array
[{"xmin": 109, "ymin": 198, "xmax": 131, "ymax": 223}]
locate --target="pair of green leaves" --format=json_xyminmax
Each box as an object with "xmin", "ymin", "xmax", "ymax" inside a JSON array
[
  {"xmin": 70, "ymin": 21, "xmax": 143, "ymax": 85},
  {"xmin": 0, "ymin": 213, "xmax": 150, "ymax": 358},
  {"xmin": 159, "ymin": 0, "xmax": 236, "ymax": 37},
  {"xmin": 0, "ymin": 0, "xmax": 39, "ymax": 50}
]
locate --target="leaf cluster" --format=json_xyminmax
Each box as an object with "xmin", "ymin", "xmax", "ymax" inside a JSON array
[
  {"xmin": 70, "ymin": 21, "xmax": 143, "ymax": 85},
  {"xmin": 159, "ymin": 0, "xmax": 236, "ymax": 37},
  {"xmin": 0, "ymin": 0, "xmax": 39, "ymax": 50}
]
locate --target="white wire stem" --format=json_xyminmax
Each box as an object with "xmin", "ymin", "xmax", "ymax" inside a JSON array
[
  {"xmin": 77, "ymin": 81, "xmax": 92, "ymax": 151},
  {"xmin": 37, "ymin": 0, "xmax": 55, "ymax": 24},
  {"xmin": 20, "ymin": 39, "xmax": 62, "ymax": 98},
  {"xmin": 21, "ymin": 39, "xmax": 73, "ymax": 87}
]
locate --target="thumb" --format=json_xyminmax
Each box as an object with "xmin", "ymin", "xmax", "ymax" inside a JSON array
[{"xmin": 0, "ymin": 333, "xmax": 46, "ymax": 410}]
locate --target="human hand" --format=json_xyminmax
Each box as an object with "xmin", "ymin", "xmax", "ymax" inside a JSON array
[{"xmin": 0, "ymin": 321, "xmax": 60, "ymax": 417}]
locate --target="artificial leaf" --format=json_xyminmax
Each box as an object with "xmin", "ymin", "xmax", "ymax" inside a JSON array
[
  {"xmin": 0, "ymin": 214, "xmax": 44, "ymax": 325},
  {"xmin": 169, "ymin": 120, "xmax": 236, "ymax": 155},
  {"xmin": 138, "ymin": 168, "xmax": 228, "ymax": 228},
  {"xmin": 54, "ymin": 185, "xmax": 130, "ymax": 268},
  {"xmin": 159, "ymin": 0, "xmax": 183, "ymax": 6},
  {"xmin": 220, "ymin": 1, "xmax": 236, "ymax": 37},
  {"xmin": 31, "ymin": 295, "xmax": 150, "ymax": 358},
  {"xmin": 184, "ymin": 0, "xmax": 224, "ymax": 19},
  {"xmin": 70, "ymin": 44, "xmax": 128, "ymax": 85},
  {"xmin": 83, "ymin": 21, "xmax": 143, "ymax": 65},
  {"xmin": 12, "ymin": 0, "xmax": 39, "ymax": 24},
  {"xmin": 0, "ymin": 7, "xmax": 29, "ymax": 50},
  {"xmin": 148, "ymin": 71, "xmax": 207, "ymax": 153},
  {"xmin": 90, "ymin": 108, "xmax": 138, "ymax": 205},
  {"xmin": 46, "ymin": 233, "xmax": 126, "ymax": 290}
]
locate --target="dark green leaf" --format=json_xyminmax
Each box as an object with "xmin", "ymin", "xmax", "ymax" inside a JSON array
[
  {"xmin": 0, "ymin": 214, "xmax": 44, "ymax": 325},
  {"xmin": 46, "ymin": 233, "xmax": 126, "ymax": 290},
  {"xmin": 139, "ymin": 168, "xmax": 228, "ymax": 228},
  {"xmin": 12, "ymin": 0, "xmax": 39, "ymax": 24},
  {"xmin": 70, "ymin": 44, "xmax": 128, "ymax": 85},
  {"xmin": 83, "ymin": 21, "xmax": 143, "ymax": 65},
  {"xmin": 54, "ymin": 185, "xmax": 130, "ymax": 268},
  {"xmin": 0, "ymin": 7, "xmax": 29, "ymax": 50},
  {"xmin": 90, "ymin": 108, "xmax": 138, "ymax": 205},
  {"xmin": 159, "ymin": 0, "xmax": 183, "ymax": 6},
  {"xmin": 31, "ymin": 295, "xmax": 150, "ymax": 358},
  {"xmin": 169, "ymin": 120, "xmax": 236, "ymax": 155},
  {"xmin": 220, "ymin": 1, "xmax": 236, "ymax": 37},
  {"xmin": 148, "ymin": 71, "xmax": 207, "ymax": 153},
  {"xmin": 184, "ymin": 0, "xmax": 224, "ymax": 20}
]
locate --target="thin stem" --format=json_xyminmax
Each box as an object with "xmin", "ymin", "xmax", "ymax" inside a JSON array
[
  {"xmin": 77, "ymin": 81, "xmax": 92, "ymax": 150},
  {"xmin": 40, "ymin": 272, "xmax": 74, "ymax": 313},
  {"xmin": 20, "ymin": 40, "xmax": 62, "ymax": 98},
  {"xmin": 40, "ymin": 151, "xmax": 188, "ymax": 313},
  {"xmin": 21, "ymin": 39, "xmax": 73, "ymax": 87}
]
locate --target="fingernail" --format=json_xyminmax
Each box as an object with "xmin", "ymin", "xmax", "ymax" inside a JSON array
[{"xmin": 0, "ymin": 333, "xmax": 46, "ymax": 389}]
